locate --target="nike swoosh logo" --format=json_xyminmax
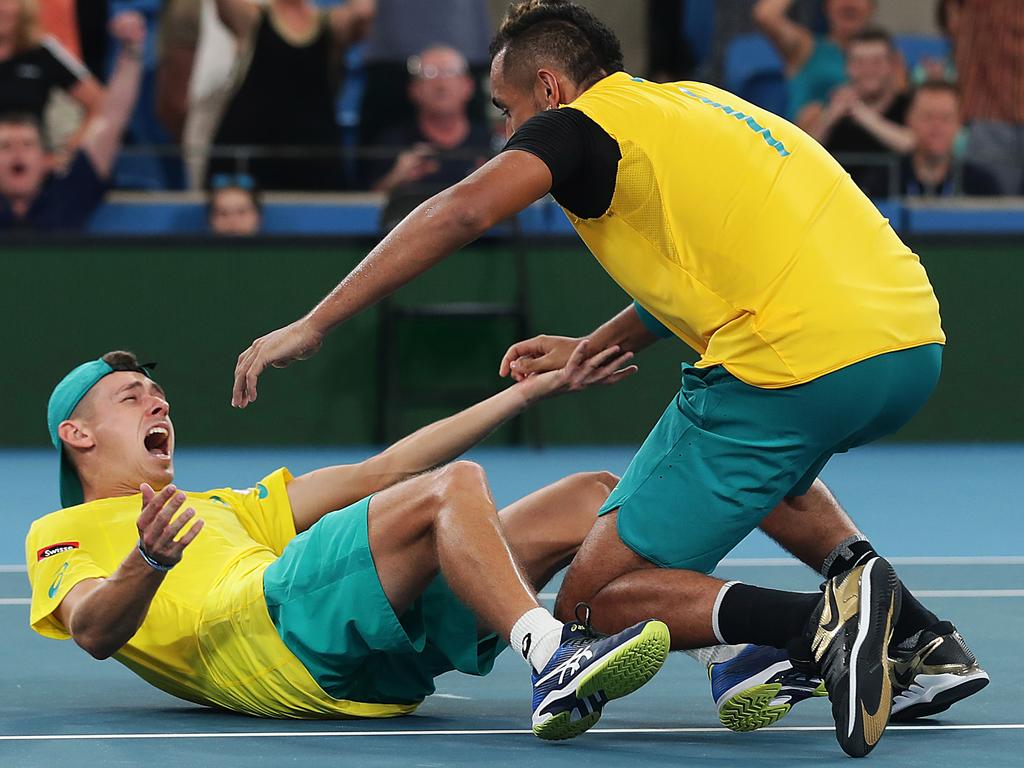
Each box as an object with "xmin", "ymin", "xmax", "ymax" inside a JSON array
[
  {"xmin": 820, "ymin": 582, "xmax": 841, "ymax": 633},
  {"xmin": 47, "ymin": 562, "xmax": 70, "ymax": 599},
  {"xmin": 860, "ymin": 592, "xmax": 896, "ymax": 746}
]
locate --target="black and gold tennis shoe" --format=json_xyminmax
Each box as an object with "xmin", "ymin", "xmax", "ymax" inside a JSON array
[
  {"xmin": 805, "ymin": 557, "xmax": 901, "ymax": 758},
  {"xmin": 890, "ymin": 621, "xmax": 989, "ymax": 721}
]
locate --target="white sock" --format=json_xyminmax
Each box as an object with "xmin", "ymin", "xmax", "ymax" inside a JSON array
[
  {"xmin": 711, "ymin": 580, "xmax": 740, "ymax": 644},
  {"xmin": 510, "ymin": 607, "xmax": 563, "ymax": 673},
  {"xmin": 684, "ymin": 644, "xmax": 748, "ymax": 669}
]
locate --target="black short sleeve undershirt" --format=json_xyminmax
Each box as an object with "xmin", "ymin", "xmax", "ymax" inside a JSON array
[{"xmin": 501, "ymin": 108, "xmax": 621, "ymax": 220}]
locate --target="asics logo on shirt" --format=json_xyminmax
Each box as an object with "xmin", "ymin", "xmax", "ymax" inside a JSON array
[{"xmin": 47, "ymin": 562, "xmax": 70, "ymax": 599}]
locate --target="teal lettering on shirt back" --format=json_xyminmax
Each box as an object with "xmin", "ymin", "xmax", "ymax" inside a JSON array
[{"xmin": 676, "ymin": 87, "xmax": 792, "ymax": 158}]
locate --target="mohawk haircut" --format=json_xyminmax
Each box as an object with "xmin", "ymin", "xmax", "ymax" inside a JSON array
[{"xmin": 490, "ymin": 0, "xmax": 624, "ymax": 88}]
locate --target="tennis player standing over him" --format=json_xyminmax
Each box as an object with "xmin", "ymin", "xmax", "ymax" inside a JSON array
[{"xmin": 232, "ymin": 1, "xmax": 988, "ymax": 756}]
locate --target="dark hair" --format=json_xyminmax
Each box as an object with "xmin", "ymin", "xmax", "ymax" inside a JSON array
[
  {"xmin": 207, "ymin": 175, "xmax": 263, "ymax": 220},
  {"xmin": 848, "ymin": 26, "xmax": 897, "ymax": 53},
  {"xmin": 101, "ymin": 350, "xmax": 159, "ymax": 379},
  {"xmin": 0, "ymin": 111, "xmax": 42, "ymax": 132},
  {"xmin": 910, "ymin": 79, "xmax": 960, "ymax": 106},
  {"xmin": 490, "ymin": 0, "xmax": 623, "ymax": 87}
]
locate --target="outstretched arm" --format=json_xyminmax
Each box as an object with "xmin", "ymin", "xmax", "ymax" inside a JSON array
[
  {"xmin": 286, "ymin": 340, "xmax": 636, "ymax": 532},
  {"xmin": 53, "ymin": 484, "xmax": 204, "ymax": 659},
  {"xmin": 232, "ymin": 150, "xmax": 554, "ymax": 408},
  {"xmin": 79, "ymin": 12, "xmax": 146, "ymax": 179},
  {"xmin": 500, "ymin": 302, "xmax": 666, "ymax": 382}
]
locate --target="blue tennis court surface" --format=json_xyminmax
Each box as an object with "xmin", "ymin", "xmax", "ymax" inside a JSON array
[{"xmin": 2, "ymin": 445, "xmax": 1021, "ymax": 766}]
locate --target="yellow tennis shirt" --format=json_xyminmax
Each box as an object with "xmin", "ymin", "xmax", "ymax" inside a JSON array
[
  {"xmin": 25, "ymin": 468, "xmax": 415, "ymax": 719},
  {"xmin": 561, "ymin": 73, "xmax": 945, "ymax": 387}
]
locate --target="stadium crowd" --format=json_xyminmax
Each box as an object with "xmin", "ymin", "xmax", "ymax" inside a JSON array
[{"xmin": 1, "ymin": 0, "xmax": 1021, "ymax": 233}]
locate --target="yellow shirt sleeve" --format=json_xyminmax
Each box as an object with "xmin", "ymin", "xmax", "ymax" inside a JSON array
[
  {"xmin": 205, "ymin": 468, "xmax": 298, "ymax": 556},
  {"xmin": 25, "ymin": 521, "xmax": 109, "ymax": 639}
]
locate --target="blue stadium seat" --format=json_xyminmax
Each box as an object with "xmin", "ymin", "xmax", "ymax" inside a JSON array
[
  {"xmin": 724, "ymin": 34, "xmax": 788, "ymax": 116},
  {"xmin": 894, "ymin": 35, "xmax": 950, "ymax": 72}
]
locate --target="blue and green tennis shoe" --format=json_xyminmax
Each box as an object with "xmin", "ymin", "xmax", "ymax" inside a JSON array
[
  {"xmin": 710, "ymin": 644, "xmax": 827, "ymax": 732},
  {"xmin": 531, "ymin": 607, "xmax": 671, "ymax": 740},
  {"xmin": 708, "ymin": 626, "xmax": 990, "ymax": 734}
]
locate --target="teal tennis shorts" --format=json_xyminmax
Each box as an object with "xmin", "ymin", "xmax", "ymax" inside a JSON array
[
  {"xmin": 263, "ymin": 496, "xmax": 502, "ymax": 705},
  {"xmin": 599, "ymin": 344, "xmax": 943, "ymax": 574}
]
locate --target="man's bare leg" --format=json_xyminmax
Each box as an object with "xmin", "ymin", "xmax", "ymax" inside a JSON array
[
  {"xmin": 367, "ymin": 460, "xmax": 539, "ymax": 634},
  {"xmin": 759, "ymin": 480, "xmax": 860, "ymax": 570},
  {"xmin": 365, "ymin": 462, "xmax": 669, "ymax": 740},
  {"xmin": 498, "ymin": 471, "xmax": 618, "ymax": 591},
  {"xmin": 760, "ymin": 478, "xmax": 943, "ymax": 648},
  {"xmin": 555, "ymin": 512, "xmax": 726, "ymax": 647}
]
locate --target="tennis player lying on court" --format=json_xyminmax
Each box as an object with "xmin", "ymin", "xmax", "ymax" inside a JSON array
[{"xmin": 26, "ymin": 346, "xmax": 669, "ymax": 740}]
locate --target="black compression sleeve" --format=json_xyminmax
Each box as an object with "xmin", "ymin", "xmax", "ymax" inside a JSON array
[
  {"xmin": 502, "ymin": 108, "xmax": 620, "ymax": 219},
  {"xmin": 502, "ymin": 109, "xmax": 588, "ymax": 188}
]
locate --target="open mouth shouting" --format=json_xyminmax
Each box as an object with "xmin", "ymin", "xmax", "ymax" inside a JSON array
[{"xmin": 143, "ymin": 423, "xmax": 172, "ymax": 460}]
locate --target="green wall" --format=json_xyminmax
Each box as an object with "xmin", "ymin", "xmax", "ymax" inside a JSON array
[{"xmin": 1, "ymin": 238, "xmax": 1019, "ymax": 446}]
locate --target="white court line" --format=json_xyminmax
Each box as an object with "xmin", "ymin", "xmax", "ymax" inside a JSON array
[
  {"xmin": 530, "ymin": 590, "xmax": 1024, "ymax": 600},
  {"xmin": 2, "ymin": 556, "xmax": 1023, "ymax": 573},
  {"xmin": 4, "ymin": 591, "xmax": 1024, "ymax": 605},
  {"xmin": 1, "ymin": 724, "xmax": 1021, "ymax": 741},
  {"xmin": 910, "ymin": 589, "xmax": 1024, "ymax": 598},
  {"xmin": 715, "ymin": 556, "xmax": 1024, "ymax": 567}
]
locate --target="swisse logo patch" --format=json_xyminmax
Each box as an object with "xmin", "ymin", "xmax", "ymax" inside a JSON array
[{"xmin": 37, "ymin": 541, "xmax": 79, "ymax": 561}]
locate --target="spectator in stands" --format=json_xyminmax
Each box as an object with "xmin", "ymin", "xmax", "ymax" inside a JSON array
[
  {"xmin": 207, "ymin": 0, "xmax": 374, "ymax": 191},
  {"xmin": 901, "ymin": 80, "xmax": 999, "ymax": 198},
  {"xmin": 754, "ymin": 0, "xmax": 874, "ymax": 128},
  {"xmin": 0, "ymin": 0, "xmax": 105, "ymax": 151},
  {"xmin": 0, "ymin": 12, "xmax": 145, "ymax": 231},
  {"xmin": 365, "ymin": 45, "xmax": 490, "ymax": 195},
  {"xmin": 358, "ymin": 0, "xmax": 492, "ymax": 148},
  {"xmin": 810, "ymin": 27, "xmax": 913, "ymax": 199},
  {"xmin": 955, "ymin": 0, "xmax": 1024, "ymax": 194},
  {"xmin": 208, "ymin": 172, "xmax": 262, "ymax": 235}
]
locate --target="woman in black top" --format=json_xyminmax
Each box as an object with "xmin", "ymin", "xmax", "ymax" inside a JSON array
[
  {"xmin": 0, "ymin": 0, "xmax": 104, "ymax": 151},
  {"xmin": 208, "ymin": 0, "xmax": 374, "ymax": 191}
]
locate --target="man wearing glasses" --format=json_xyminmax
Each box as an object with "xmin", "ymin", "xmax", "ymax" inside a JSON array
[{"xmin": 364, "ymin": 45, "xmax": 494, "ymax": 197}]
